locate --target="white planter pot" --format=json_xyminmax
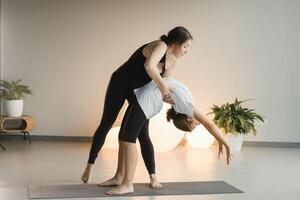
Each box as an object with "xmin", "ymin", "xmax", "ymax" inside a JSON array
[
  {"xmin": 226, "ymin": 134, "xmax": 244, "ymax": 151},
  {"xmin": 5, "ymin": 100, "xmax": 24, "ymax": 117}
]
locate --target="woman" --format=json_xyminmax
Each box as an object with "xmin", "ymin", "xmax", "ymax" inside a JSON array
[
  {"xmin": 106, "ymin": 79, "xmax": 233, "ymax": 195},
  {"xmin": 81, "ymin": 27, "xmax": 193, "ymax": 188}
]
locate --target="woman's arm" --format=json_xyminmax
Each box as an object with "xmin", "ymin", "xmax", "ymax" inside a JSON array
[
  {"xmin": 144, "ymin": 41, "xmax": 173, "ymax": 103},
  {"xmin": 193, "ymin": 108, "xmax": 233, "ymax": 164}
]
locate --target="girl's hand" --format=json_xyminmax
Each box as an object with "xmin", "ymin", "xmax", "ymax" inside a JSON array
[
  {"xmin": 225, "ymin": 145, "xmax": 233, "ymax": 165},
  {"xmin": 218, "ymin": 143, "xmax": 233, "ymax": 165},
  {"xmin": 218, "ymin": 142, "xmax": 224, "ymax": 159}
]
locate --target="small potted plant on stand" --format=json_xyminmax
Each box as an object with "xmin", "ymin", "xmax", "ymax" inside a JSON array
[
  {"xmin": 0, "ymin": 79, "xmax": 33, "ymax": 117},
  {"xmin": 208, "ymin": 98, "xmax": 265, "ymax": 151}
]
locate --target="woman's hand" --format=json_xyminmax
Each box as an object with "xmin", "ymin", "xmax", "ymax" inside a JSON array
[
  {"xmin": 160, "ymin": 85, "xmax": 174, "ymax": 105},
  {"xmin": 218, "ymin": 142, "xmax": 233, "ymax": 165}
]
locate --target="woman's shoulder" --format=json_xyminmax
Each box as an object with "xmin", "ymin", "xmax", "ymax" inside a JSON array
[
  {"xmin": 147, "ymin": 40, "xmax": 167, "ymax": 48},
  {"xmin": 142, "ymin": 40, "xmax": 167, "ymax": 57}
]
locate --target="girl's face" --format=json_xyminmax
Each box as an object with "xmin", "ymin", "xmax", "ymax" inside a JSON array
[
  {"xmin": 187, "ymin": 117, "xmax": 200, "ymax": 131},
  {"xmin": 172, "ymin": 39, "xmax": 192, "ymax": 59}
]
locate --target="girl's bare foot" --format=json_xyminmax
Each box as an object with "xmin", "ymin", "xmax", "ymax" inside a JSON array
[
  {"xmin": 81, "ymin": 163, "xmax": 94, "ymax": 183},
  {"xmin": 150, "ymin": 174, "xmax": 162, "ymax": 189},
  {"xmin": 99, "ymin": 175, "xmax": 123, "ymax": 187},
  {"xmin": 105, "ymin": 183, "xmax": 134, "ymax": 195}
]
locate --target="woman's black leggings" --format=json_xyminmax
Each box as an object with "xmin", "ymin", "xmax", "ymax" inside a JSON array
[{"xmin": 88, "ymin": 72, "xmax": 156, "ymax": 174}]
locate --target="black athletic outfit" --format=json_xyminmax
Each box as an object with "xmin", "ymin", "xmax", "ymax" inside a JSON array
[{"xmin": 88, "ymin": 43, "xmax": 166, "ymax": 175}]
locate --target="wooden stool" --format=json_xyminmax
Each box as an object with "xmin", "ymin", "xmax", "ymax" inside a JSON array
[{"xmin": 0, "ymin": 115, "xmax": 35, "ymax": 149}]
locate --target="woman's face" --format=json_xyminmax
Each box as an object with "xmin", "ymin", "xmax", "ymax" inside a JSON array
[{"xmin": 172, "ymin": 39, "xmax": 192, "ymax": 59}]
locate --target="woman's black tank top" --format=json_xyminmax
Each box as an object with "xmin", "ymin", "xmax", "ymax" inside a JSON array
[{"xmin": 114, "ymin": 43, "xmax": 166, "ymax": 89}]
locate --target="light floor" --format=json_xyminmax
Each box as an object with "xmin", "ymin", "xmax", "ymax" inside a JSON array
[{"xmin": 0, "ymin": 140, "xmax": 299, "ymax": 200}]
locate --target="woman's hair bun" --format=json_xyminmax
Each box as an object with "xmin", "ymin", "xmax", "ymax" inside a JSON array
[{"xmin": 160, "ymin": 34, "xmax": 168, "ymax": 43}]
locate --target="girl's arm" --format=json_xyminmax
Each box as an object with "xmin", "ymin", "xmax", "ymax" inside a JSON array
[
  {"xmin": 193, "ymin": 108, "xmax": 233, "ymax": 164},
  {"xmin": 193, "ymin": 108, "xmax": 229, "ymax": 147}
]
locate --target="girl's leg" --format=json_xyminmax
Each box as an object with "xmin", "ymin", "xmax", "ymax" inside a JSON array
[
  {"xmin": 138, "ymin": 120, "xmax": 162, "ymax": 189},
  {"xmin": 98, "ymin": 140, "xmax": 125, "ymax": 186},
  {"xmin": 106, "ymin": 141, "xmax": 137, "ymax": 195},
  {"xmin": 99, "ymin": 103, "xmax": 133, "ymax": 186},
  {"xmin": 101, "ymin": 115, "xmax": 162, "ymax": 188},
  {"xmin": 125, "ymin": 92, "xmax": 161, "ymax": 187},
  {"xmin": 106, "ymin": 101, "xmax": 146, "ymax": 195},
  {"xmin": 138, "ymin": 120, "xmax": 155, "ymax": 174},
  {"xmin": 123, "ymin": 141, "xmax": 138, "ymax": 186},
  {"xmin": 81, "ymin": 73, "xmax": 126, "ymax": 183}
]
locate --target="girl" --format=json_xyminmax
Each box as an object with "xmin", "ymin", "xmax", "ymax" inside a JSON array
[
  {"xmin": 106, "ymin": 79, "xmax": 233, "ymax": 195},
  {"xmin": 81, "ymin": 27, "xmax": 193, "ymax": 188}
]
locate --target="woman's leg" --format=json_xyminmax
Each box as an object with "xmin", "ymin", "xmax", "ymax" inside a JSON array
[
  {"xmin": 106, "ymin": 101, "xmax": 147, "ymax": 195},
  {"xmin": 81, "ymin": 73, "xmax": 127, "ymax": 183},
  {"xmin": 138, "ymin": 120, "xmax": 162, "ymax": 188}
]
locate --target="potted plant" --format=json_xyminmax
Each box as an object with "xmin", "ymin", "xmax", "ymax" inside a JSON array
[
  {"xmin": 0, "ymin": 79, "xmax": 33, "ymax": 117},
  {"xmin": 208, "ymin": 98, "xmax": 265, "ymax": 151}
]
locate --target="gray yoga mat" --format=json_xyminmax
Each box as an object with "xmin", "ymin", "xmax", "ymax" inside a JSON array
[{"xmin": 28, "ymin": 181, "xmax": 243, "ymax": 199}]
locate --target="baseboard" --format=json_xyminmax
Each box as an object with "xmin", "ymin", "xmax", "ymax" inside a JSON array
[
  {"xmin": 242, "ymin": 141, "xmax": 300, "ymax": 148},
  {"xmin": 0, "ymin": 133, "xmax": 92, "ymax": 142},
  {"xmin": 1, "ymin": 134, "xmax": 300, "ymax": 148}
]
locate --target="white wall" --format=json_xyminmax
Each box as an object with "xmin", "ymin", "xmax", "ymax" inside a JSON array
[{"xmin": 1, "ymin": 0, "xmax": 299, "ymax": 142}]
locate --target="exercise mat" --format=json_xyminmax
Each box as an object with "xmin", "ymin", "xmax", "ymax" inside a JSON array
[{"xmin": 28, "ymin": 181, "xmax": 243, "ymax": 199}]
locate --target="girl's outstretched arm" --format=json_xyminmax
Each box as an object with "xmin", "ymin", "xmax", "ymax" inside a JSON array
[{"xmin": 193, "ymin": 108, "xmax": 233, "ymax": 164}]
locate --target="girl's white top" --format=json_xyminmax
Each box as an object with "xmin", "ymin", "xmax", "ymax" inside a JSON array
[{"xmin": 134, "ymin": 79, "xmax": 194, "ymax": 119}]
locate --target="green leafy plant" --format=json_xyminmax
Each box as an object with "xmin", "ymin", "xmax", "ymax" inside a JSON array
[
  {"xmin": 0, "ymin": 79, "xmax": 33, "ymax": 100},
  {"xmin": 208, "ymin": 98, "xmax": 264, "ymax": 136}
]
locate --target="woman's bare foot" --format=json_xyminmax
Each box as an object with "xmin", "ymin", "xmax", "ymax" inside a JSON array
[
  {"xmin": 105, "ymin": 183, "xmax": 134, "ymax": 195},
  {"xmin": 81, "ymin": 163, "xmax": 94, "ymax": 183},
  {"xmin": 99, "ymin": 175, "xmax": 123, "ymax": 187},
  {"xmin": 150, "ymin": 174, "xmax": 162, "ymax": 189}
]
